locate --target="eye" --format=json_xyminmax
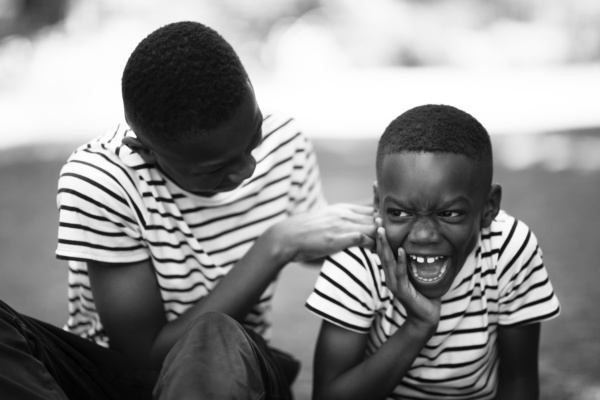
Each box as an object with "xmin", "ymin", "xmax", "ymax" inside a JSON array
[
  {"xmin": 387, "ymin": 209, "xmax": 412, "ymax": 219},
  {"xmin": 438, "ymin": 210, "xmax": 463, "ymax": 219}
]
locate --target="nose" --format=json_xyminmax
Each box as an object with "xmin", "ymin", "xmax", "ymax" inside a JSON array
[
  {"xmin": 227, "ymin": 155, "xmax": 256, "ymax": 184},
  {"xmin": 408, "ymin": 216, "xmax": 440, "ymax": 245}
]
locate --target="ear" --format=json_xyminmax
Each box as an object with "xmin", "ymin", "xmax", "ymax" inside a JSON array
[
  {"xmin": 373, "ymin": 180, "xmax": 380, "ymax": 216},
  {"xmin": 122, "ymin": 136, "xmax": 157, "ymax": 164},
  {"xmin": 481, "ymin": 183, "xmax": 502, "ymax": 228}
]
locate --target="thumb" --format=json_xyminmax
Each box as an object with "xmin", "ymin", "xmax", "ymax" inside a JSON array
[
  {"xmin": 338, "ymin": 231, "xmax": 370, "ymax": 248},
  {"xmin": 359, "ymin": 233, "xmax": 376, "ymax": 251}
]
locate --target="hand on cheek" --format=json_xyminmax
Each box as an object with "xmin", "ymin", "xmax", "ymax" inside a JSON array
[{"xmin": 375, "ymin": 218, "xmax": 442, "ymax": 335}]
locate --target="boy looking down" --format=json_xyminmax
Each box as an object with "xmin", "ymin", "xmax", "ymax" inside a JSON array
[
  {"xmin": 306, "ymin": 104, "xmax": 560, "ymax": 400},
  {"xmin": 0, "ymin": 21, "xmax": 374, "ymax": 400}
]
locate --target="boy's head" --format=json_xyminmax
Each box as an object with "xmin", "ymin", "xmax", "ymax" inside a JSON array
[
  {"xmin": 121, "ymin": 21, "xmax": 263, "ymax": 197},
  {"xmin": 122, "ymin": 21, "xmax": 249, "ymax": 146},
  {"xmin": 374, "ymin": 104, "xmax": 501, "ymax": 299}
]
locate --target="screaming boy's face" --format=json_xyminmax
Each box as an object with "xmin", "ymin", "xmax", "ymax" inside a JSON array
[{"xmin": 376, "ymin": 151, "xmax": 490, "ymax": 299}]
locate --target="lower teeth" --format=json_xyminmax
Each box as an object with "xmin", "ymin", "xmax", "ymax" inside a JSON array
[{"xmin": 411, "ymin": 265, "xmax": 447, "ymax": 282}]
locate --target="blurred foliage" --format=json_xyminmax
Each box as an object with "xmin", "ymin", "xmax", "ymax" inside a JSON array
[
  {"xmin": 289, "ymin": 0, "xmax": 599, "ymax": 67},
  {"xmin": 0, "ymin": 0, "xmax": 68, "ymax": 39},
  {"xmin": 218, "ymin": 0, "xmax": 600, "ymax": 67},
  {"xmin": 1, "ymin": 0, "xmax": 599, "ymax": 68}
]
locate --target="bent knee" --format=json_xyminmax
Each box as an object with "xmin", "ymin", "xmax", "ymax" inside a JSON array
[{"xmin": 185, "ymin": 312, "xmax": 245, "ymax": 338}]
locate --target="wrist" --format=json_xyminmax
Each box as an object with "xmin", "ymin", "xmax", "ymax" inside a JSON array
[
  {"xmin": 261, "ymin": 222, "xmax": 297, "ymax": 266},
  {"xmin": 404, "ymin": 317, "xmax": 438, "ymax": 341}
]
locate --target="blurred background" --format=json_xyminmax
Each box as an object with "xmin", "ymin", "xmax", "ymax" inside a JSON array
[{"xmin": 1, "ymin": 1, "xmax": 599, "ymax": 399}]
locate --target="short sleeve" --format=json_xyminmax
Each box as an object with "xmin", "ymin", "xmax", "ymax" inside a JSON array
[
  {"xmin": 306, "ymin": 247, "xmax": 378, "ymax": 333},
  {"xmin": 496, "ymin": 219, "xmax": 560, "ymax": 326},
  {"xmin": 56, "ymin": 149, "xmax": 150, "ymax": 264}
]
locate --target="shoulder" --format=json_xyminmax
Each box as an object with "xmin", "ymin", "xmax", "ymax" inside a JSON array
[
  {"xmin": 321, "ymin": 247, "xmax": 383, "ymax": 294},
  {"xmin": 62, "ymin": 124, "xmax": 143, "ymax": 172},
  {"xmin": 485, "ymin": 211, "xmax": 552, "ymax": 297},
  {"xmin": 58, "ymin": 124, "xmax": 148, "ymax": 213},
  {"xmin": 254, "ymin": 112, "xmax": 320, "ymax": 181},
  {"xmin": 326, "ymin": 246, "xmax": 379, "ymax": 273},
  {"xmin": 307, "ymin": 247, "xmax": 382, "ymax": 333},
  {"xmin": 259, "ymin": 113, "xmax": 313, "ymax": 154},
  {"xmin": 485, "ymin": 212, "xmax": 561, "ymax": 325},
  {"xmin": 60, "ymin": 124, "xmax": 145, "ymax": 184},
  {"xmin": 488, "ymin": 210, "xmax": 539, "ymax": 263},
  {"xmin": 68, "ymin": 123, "xmax": 130, "ymax": 156},
  {"xmin": 261, "ymin": 113, "xmax": 302, "ymax": 139}
]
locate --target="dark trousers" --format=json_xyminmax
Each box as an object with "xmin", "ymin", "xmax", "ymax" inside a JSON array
[{"xmin": 0, "ymin": 300, "xmax": 297, "ymax": 399}]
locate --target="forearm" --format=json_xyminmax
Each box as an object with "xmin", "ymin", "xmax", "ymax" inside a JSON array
[
  {"xmin": 494, "ymin": 360, "xmax": 539, "ymax": 400},
  {"xmin": 188, "ymin": 227, "xmax": 287, "ymax": 319},
  {"xmin": 494, "ymin": 323, "xmax": 540, "ymax": 400},
  {"xmin": 494, "ymin": 384, "xmax": 538, "ymax": 400},
  {"xmin": 316, "ymin": 322, "xmax": 433, "ymax": 400},
  {"xmin": 122, "ymin": 203, "xmax": 374, "ymax": 368},
  {"xmin": 147, "ymin": 227, "xmax": 287, "ymax": 366}
]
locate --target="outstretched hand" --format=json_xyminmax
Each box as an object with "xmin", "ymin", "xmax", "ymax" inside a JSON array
[
  {"xmin": 375, "ymin": 218, "xmax": 441, "ymax": 334},
  {"xmin": 270, "ymin": 203, "xmax": 376, "ymax": 263}
]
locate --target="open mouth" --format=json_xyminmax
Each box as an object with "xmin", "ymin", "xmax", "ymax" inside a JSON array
[{"xmin": 408, "ymin": 255, "xmax": 449, "ymax": 283}]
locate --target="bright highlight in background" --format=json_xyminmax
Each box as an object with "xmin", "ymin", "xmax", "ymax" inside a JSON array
[{"xmin": 0, "ymin": 0, "xmax": 599, "ymax": 148}]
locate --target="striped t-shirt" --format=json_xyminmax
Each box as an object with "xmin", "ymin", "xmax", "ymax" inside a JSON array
[
  {"xmin": 56, "ymin": 113, "xmax": 325, "ymax": 348},
  {"xmin": 306, "ymin": 210, "xmax": 560, "ymax": 400}
]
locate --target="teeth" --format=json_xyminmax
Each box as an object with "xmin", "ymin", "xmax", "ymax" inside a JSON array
[
  {"xmin": 409, "ymin": 255, "xmax": 443, "ymax": 264},
  {"xmin": 409, "ymin": 255, "xmax": 448, "ymax": 283}
]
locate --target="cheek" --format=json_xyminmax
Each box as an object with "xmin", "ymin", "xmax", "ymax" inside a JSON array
[
  {"xmin": 463, "ymin": 230, "xmax": 480, "ymax": 255},
  {"xmin": 383, "ymin": 224, "xmax": 407, "ymax": 251},
  {"xmin": 448, "ymin": 223, "xmax": 480, "ymax": 256}
]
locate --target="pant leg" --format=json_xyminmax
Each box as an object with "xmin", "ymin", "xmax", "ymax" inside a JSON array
[
  {"xmin": 154, "ymin": 312, "xmax": 293, "ymax": 400},
  {"xmin": 267, "ymin": 346, "xmax": 301, "ymax": 387},
  {"xmin": 0, "ymin": 302, "xmax": 68, "ymax": 400},
  {"xmin": 0, "ymin": 300, "xmax": 158, "ymax": 400}
]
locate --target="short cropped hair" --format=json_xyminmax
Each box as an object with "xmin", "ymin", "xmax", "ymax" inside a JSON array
[
  {"xmin": 376, "ymin": 104, "xmax": 493, "ymax": 178},
  {"xmin": 122, "ymin": 21, "xmax": 249, "ymax": 147}
]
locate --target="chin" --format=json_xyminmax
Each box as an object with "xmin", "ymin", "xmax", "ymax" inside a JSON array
[
  {"xmin": 190, "ymin": 182, "xmax": 241, "ymax": 196},
  {"xmin": 214, "ymin": 181, "xmax": 243, "ymax": 193}
]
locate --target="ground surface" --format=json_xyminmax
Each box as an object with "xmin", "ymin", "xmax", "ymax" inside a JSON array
[{"xmin": 0, "ymin": 134, "xmax": 599, "ymax": 399}]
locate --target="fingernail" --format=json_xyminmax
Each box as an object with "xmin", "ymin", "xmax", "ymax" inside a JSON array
[{"xmin": 377, "ymin": 227, "xmax": 384, "ymax": 237}]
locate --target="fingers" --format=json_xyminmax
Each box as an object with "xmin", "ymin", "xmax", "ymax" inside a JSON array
[
  {"xmin": 355, "ymin": 198, "xmax": 375, "ymax": 207},
  {"xmin": 336, "ymin": 204, "xmax": 376, "ymax": 244},
  {"xmin": 376, "ymin": 224, "xmax": 395, "ymax": 267},
  {"xmin": 396, "ymin": 247, "xmax": 408, "ymax": 284},
  {"xmin": 375, "ymin": 220, "xmax": 398, "ymax": 289},
  {"xmin": 284, "ymin": 204, "xmax": 376, "ymax": 260},
  {"xmin": 358, "ymin": 233, "xmax": 375, "ymax": 251},
  {"xmin": 337, "ymin": 232, "xmax": 375, "ymax": 252},
  {"xmin": 333, "ymin": 203, "xmax": 374, "ymax": 216},
  {"xmin": 376, "ymin": 219, "xmax": 410, "ymax": 299}
]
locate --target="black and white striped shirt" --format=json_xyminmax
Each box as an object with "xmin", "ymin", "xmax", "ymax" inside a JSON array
[
  {"xmin": 56, "ymin": 114, "xmax": 325, "ymax": 347},
  {"xmin": 306, "ymin": 211, "xmax": 560, "ymax": 399}
]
